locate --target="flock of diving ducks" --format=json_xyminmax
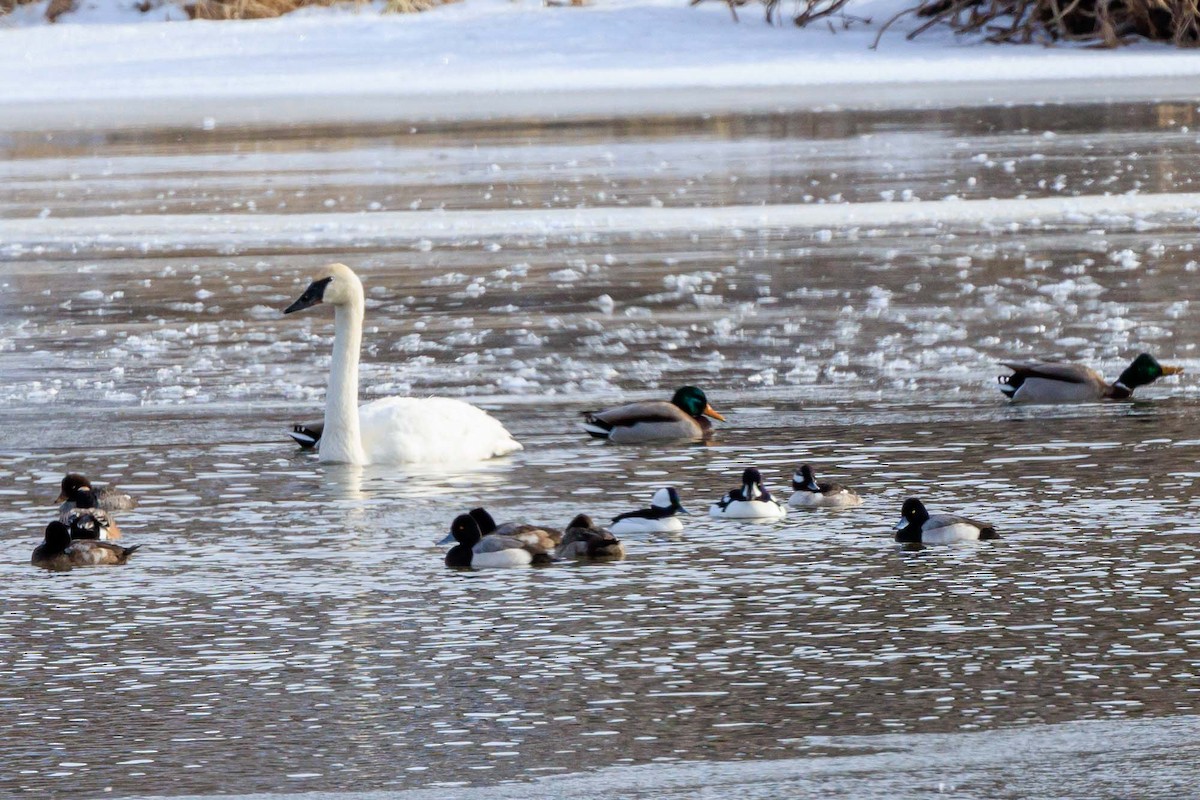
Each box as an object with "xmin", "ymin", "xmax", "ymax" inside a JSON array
[
  {"xmin": 29, "ymin": 262, "xmax": 1183, "ymax": 569},
  {"xmin": 32, "ymin": 474, "xmax": 141, "ymax": 570}
]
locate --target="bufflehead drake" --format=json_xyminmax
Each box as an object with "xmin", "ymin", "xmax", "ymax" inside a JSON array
[
  {"xmin": 709, "ymin": 468, "xmax": 787, "ymax": 520},
  {"xmin": 611, "ymin": 487, "xmax": 689, "ymax": 534},
  {"xmin": 282, "ymin": 263, "xmax": 522, "ymax": 464},
  {"xmin": 788, "ymin": 464, "xmax": 863, "ymax": 509},
  {"xmin": 893, "ymin": 498, "xmax": 998, "ymax": 544},
  {"xmin": 998, "ymin": 353, "xmax": 1182, "ymax": 403},
  {"xmin": 32, "ymin": 522, "xmax": 142, "ymax": 570},
  {"xmin": 556, "ymin": 515, "xmax": 626, "ymax": 561},
  {"xmin": 288, "ymin": 420, "xmax": 323, "ymax": 449},
  {"xmin": 444, "ymin": 514, "xmax": 554, "ymax": 569},
  {"xmin": 582, "ymin": 386, "xmax": 725, "ymax": 444},
  {"xmin": 63, "ymin": 487, "xmax": 121, "ymax": 541},
  {"xmin": 56, "ymin": 473, "xmax": 137, "ymax": 516}
]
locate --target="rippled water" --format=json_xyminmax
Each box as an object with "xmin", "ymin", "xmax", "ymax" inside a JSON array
[{"xmin": 3, "ymin": 101, "xmax": 1200, "ymax": 798}]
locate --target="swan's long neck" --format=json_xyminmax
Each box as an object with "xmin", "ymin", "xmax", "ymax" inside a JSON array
[{"xmin": 321, "ymin": 294, "xmax": 367, "ymax": 465}]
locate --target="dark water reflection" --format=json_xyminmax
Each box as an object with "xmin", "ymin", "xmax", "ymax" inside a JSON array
[{"xmin": 2, "ymin": 101, "xmax": 1200, "ymax": 797}]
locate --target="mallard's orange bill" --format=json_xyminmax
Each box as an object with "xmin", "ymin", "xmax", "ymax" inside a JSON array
[
  {"xmin": 1163, "ymin": 365, "xmax": 1185, "ymax": 376},
  {"xmin": 54, "ymin": 491, "xmax": 67, "ymax": 503},
  {"xmin": 703, "ymin": 404, "xmax": 726, "ymax": 422}
]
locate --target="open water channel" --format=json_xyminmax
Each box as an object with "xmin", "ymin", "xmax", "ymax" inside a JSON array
[{"xmin": 3, "ymin": 99, "xmax": 1200, "ymax": 798}]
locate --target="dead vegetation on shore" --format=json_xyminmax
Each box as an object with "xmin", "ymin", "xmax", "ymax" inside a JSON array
[
  {"xmin": 0, "ymin": 0, "xmax": 452, "ymax": 23},
  {"xmin": 744, "ymin": 0, "xmax": 1200, "ymax": 46}
]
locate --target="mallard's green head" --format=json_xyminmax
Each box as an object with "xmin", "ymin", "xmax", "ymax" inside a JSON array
[
  {"xmin": 670, "ymin": 386, "xmax": 725, "ymax": 421},
  {"xmin": 1116, "ymin": 353, "xmax": 1183, "ymax": 391}
]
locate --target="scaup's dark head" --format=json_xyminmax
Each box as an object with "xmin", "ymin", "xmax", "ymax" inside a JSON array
[
  {"xmin": 468, "ymin": 507, "xmax": 498, "ymax": 535},
  {"xmin": 449, "ymin": 514, "xmax": 483, "ymax": 547},
  {"xmin": 43, "ymin": 521, "xmax": 72, "ymax": 553},
  {"xmin": 894, "ymin": 497, "xmax": 930, "ymax": 543}
]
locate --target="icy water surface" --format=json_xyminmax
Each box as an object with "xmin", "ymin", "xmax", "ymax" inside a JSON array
[{"xmin": 3, "ymin": 101, "xmax": 1200, "ymax": 798}]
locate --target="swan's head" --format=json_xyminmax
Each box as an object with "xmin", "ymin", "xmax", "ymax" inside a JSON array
[{"xmin": 284, "ymin": 263, "xmax": 362, "ymax": 314}]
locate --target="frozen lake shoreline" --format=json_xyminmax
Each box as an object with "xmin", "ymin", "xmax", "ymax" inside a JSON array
[{"xmin": 7, "ymin": 75, "xmax": 1200, "ymax": 133}]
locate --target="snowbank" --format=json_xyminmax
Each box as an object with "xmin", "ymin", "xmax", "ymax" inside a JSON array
[{"xmin": 3, "ymin": 0, "xmax": 1200, "ymax": 129}]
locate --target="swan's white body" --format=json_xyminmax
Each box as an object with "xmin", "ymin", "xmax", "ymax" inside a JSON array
[
  {"xmin": 291, "ymin": 263, "xmax": 522, "ymax": 465},
  {"xmin": 354, "ymin": 397, "xmax": 522, "ymax": 464}
]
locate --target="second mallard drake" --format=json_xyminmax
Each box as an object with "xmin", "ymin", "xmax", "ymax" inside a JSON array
[
  {"xmin": 998, "ymin": 353, "xmax": 1182, "ymax": 403},
  {"xmin": 582, "ymin": 386, "xmax": 725, "ymax": 444}
]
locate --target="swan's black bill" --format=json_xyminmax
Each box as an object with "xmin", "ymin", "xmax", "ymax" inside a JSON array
[{"xmin": 284, "ymin": 277, "xmax": 333, "ymax": 314}]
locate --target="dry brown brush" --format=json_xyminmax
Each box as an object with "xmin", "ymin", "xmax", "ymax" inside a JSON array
[
  {"xmin": 731, "ymin": 0, "xmax": 1200, "ymax": 46},
  {"xmin": 0, "ymin": 0, "xmax": 451, "ymax": 22}
]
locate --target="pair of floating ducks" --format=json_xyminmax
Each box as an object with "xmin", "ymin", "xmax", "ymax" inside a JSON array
[
  {"xmin": 705, "ymin": 467, "xmax": 996, "ymax": 544},
  {"xmin": 284, "ymin": 264, "xmax": 1183, "ymax": 461},
  {"xmin": 31, "ymin": 474, "xmax": 141, "ymax": 570},
  {"xmin": 571, "ymin": 352, "xmax": 1183, "ymax": 445},
  {"xmin": 441, "ymin": 508, "xmax": 628, "ymax": 568}
]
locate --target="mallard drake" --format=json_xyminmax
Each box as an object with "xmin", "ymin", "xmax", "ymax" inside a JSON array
[
  {"xmin": 709, "ymin": 468, "xmax": 787, "ymax": 520},
  {"xmin": 63, "ymin": 487, "xmax": 121, "ymax": 541},
  {"xmin": 434, "ymin": 508, "xmax": 562, "ymax": 547},
  {"xmin": 56, "ymin": 473, "xmax": 137, "ymax": 515},
  {"xmin": 582, "ymin": 386, "xmax": 725, "ymax": 444},
  {"xmin": 998, "ymin": 353, "xmax": 1182, "ymax": 403},
  {"xmin": 611, "ymin": 487, "xmax": 689, "ymax": 534},
  {"xmin": 282, "ymin": 263, "xmax": 521, "ymax": 463},
  {"xmin": 788, "ymin": 465, "xmax": 863, "ymax": 509},
  {"xmin": 556, "ymin": 514, "xmax": 626, "ymax": 560},
  {"xmin": 32, "ymin": 522, "xmax": 142, "ymax": 570},
  {"xmin": 444, "ymin": 514, "xmax": 554, "ymax": 569},
  {"xmin": 893, "ymin": 498, "xmax": 998, "ymax": 544}
]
